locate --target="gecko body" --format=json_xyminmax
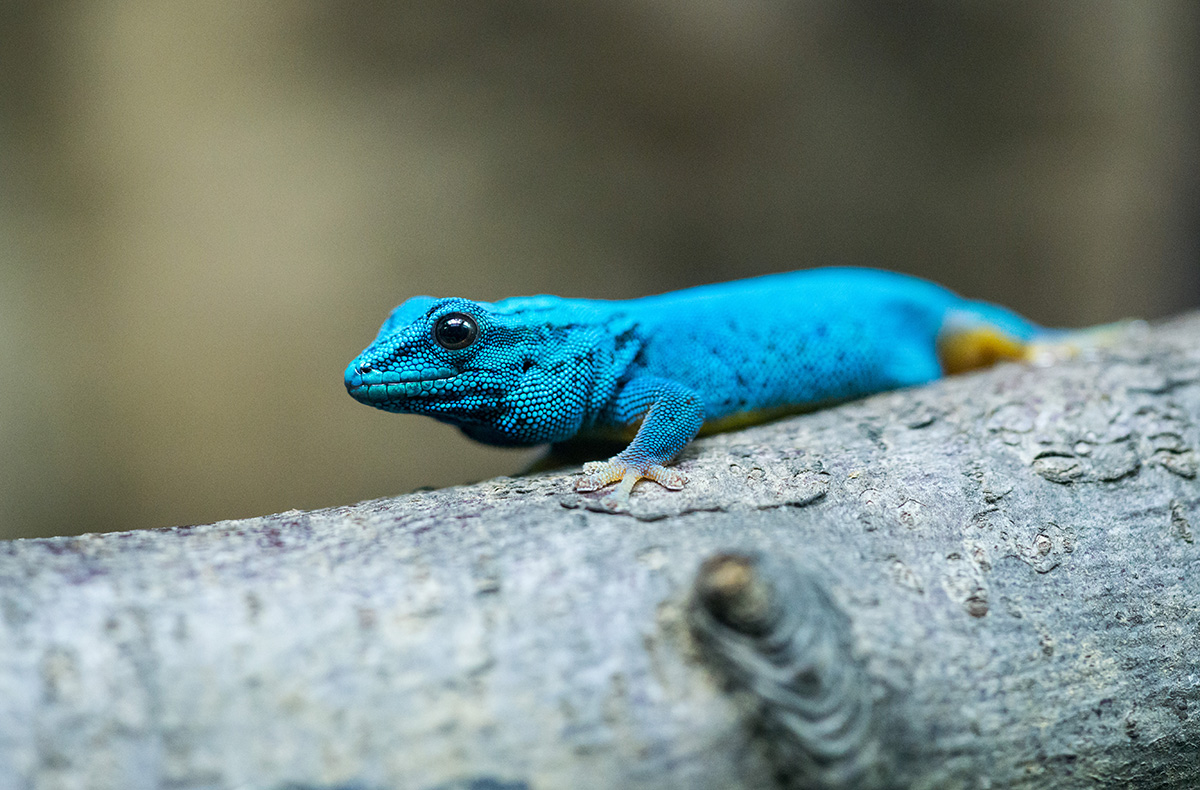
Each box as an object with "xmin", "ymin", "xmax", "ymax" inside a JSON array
[{"xmin": 345, "ymin": 268, "xmax": 1043, "ymax": 503}]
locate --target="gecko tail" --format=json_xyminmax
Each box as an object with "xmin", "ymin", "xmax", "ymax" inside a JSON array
[
  {"xmin": 936, "ymin": 302, "xmax": 1141, "ymax": 375},
  {"xmin": 1023, "ymin": 319, "xmax": 1147, "ymax": 367}
]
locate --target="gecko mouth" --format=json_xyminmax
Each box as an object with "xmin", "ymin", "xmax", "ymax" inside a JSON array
[{"xmin": 345, "ymin": 366, "xmax": 459, "ymax": 405}]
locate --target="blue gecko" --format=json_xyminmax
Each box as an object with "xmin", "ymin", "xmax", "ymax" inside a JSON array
[{"xmin": 345, "ymin": 268, "xmax": 1050, "ymax": 504}]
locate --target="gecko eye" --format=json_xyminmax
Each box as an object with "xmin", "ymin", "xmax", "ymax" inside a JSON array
[{"xmin": 433, "ymin": 312, "xmax": 478, "ymax": 350}]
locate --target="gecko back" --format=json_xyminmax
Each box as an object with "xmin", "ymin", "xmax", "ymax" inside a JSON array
[{"xmin": 616, "ymin": 267, "xmax": 1042, "ymax": 428}]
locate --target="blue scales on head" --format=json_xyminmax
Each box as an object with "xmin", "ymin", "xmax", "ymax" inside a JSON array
[
  {"xmin": 346, "ymin": 268, "xmax": 1051, "ymax": 507},
  {"xmin": 345, "ymin": 294, "xmax": 643, "ymax": 447}
]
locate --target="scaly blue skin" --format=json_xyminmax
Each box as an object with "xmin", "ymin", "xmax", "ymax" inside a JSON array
[{"xmin": 345, "ymin": 268, "xmax": 1040, "ymax": 504}]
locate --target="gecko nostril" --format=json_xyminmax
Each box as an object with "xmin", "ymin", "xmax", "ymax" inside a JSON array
[{"xmin": 358, "ymin": 363, "xmax": 374, "ymax": 374}]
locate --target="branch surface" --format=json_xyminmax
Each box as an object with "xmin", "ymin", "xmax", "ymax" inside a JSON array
[{"xmin": 2, "ymin": 315, "xmax": 1199, "ymax": 790}]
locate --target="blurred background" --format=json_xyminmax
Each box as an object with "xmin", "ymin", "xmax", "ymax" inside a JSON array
[{"xmin": 1, "ymin": 1, "xmax": 1197, "ymax": 539}]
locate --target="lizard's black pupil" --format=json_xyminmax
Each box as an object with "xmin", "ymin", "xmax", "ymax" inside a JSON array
[{"xmin": 434, "ymin": 313, "xmax": 478, "ymax": 350}]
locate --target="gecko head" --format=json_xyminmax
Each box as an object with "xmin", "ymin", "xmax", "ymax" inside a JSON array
[
  {"xmin": 344, "ymin": 295, "xmax": 592, "ymax": 444},
  {"xmin": 345, "ymin": 296, "xmax": 498, "ymax": 416}
]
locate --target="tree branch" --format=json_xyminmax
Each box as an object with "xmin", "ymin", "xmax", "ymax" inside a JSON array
[{"xmin": 3, "ymin": 314, "xmax": 1199, "ymax": 790}]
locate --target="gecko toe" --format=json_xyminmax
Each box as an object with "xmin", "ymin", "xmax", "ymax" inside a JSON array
[
  {"xmin": 576, "ymin": 461, "xmax": 624, "ymax": 492},
  {"xmin": 645, "ymin": 465, "xmax": 687, "ymax": 490}
]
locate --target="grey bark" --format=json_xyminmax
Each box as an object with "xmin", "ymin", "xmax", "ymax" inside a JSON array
[{"xmin": 2, "ymin": 315, "xmax": 1199, "ymax": 790}]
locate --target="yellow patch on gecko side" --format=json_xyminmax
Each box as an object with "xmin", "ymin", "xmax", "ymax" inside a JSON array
[{"xmin": 937, "ymin": 326, "xmax": 1029, "ymax": 375}]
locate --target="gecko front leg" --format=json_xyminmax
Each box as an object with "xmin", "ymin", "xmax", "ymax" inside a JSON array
[{"xmin": 576, "ymin": 377, "xmax": 705, "ymax": 506}]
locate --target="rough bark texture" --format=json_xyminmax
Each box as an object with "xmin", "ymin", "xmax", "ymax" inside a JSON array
[{"xmin": 2, "ymin": 315, "xmax": 1199, "ymax": 790}]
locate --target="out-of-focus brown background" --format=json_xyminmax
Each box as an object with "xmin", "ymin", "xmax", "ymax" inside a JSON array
[{"xmin": 1, "ymin": 2, "xmax": 1197, "ymax": 539}]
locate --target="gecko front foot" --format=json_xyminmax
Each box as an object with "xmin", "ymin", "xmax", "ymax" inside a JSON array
[{"xmin": 576, "ymin": 458, "xmax": 687, "ymax": 507}]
